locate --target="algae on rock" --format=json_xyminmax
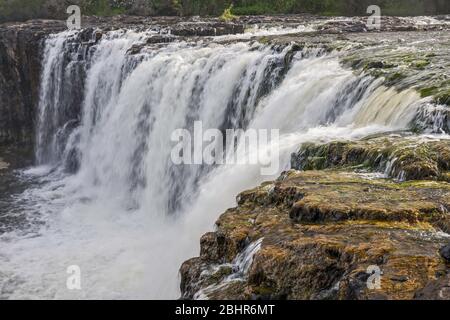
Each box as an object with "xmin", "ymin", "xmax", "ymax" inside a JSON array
[{"xmin": 181, "ymin": 170, "xmax": 450, "ymax": 300}]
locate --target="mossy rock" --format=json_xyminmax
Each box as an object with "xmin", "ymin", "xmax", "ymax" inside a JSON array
[
  {"xmin": 337, "ymin": 34, "xmax": 449, "ymax": 107},
  {"xmin": 411, "ymin": 60, "xmax": 430, "ymax": 70},
  {"xmin": 181, "ymin": 169, "xmax": 450, "ymax": 300},
  {"xmin": 292, "ymin": 134, "xmax": 450, "ymax": 182},
  {"xmin": 436, "ymin": 92, "xmax": 450, "ymax": 106}
]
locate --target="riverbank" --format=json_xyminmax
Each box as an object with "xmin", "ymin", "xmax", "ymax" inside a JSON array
[{"xmin": 1, "ymin": 0, "xmax": 449, "ymax": 23}]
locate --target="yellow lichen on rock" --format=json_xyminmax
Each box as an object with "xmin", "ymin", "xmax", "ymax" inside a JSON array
[{"xmin": 181, "ymin": 169, "xmax": 450, "ymax": 300}]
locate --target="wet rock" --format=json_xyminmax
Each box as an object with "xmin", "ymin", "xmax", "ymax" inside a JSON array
[
  {"xmin": 337, "ymin": 29, "xmax": 450, "ymax": 106},
  {"xmin": 366, "ymin": 61, "xmax": 385, "ymax": 69},
  {"xmin": 0, "ymin": 17, "xmax": 246, "ymax": 147},
  {"xmin": 180, "ymin": 170, "xmax": 450, "ymax": 300},
  {"xmin": 414, "ymin": 274, "xmax": 450, "ymax": 300},
  {"xmin": 0, "ymin": 20, "xmax": 66, "ymax": 145},
  {"xmin": 64, "ymin": 147, "xmax": 81, "ymax": 174},
  {"xmin": 146, "ymin": 35, "xmax": 176, "ymax": 44},
  {"xmin": 1, "ymin": 16, "xmax": 449, "ymax": 148},
  {"xmin": 439, "ymin": 244, "xmax": 450, "ymax": 262},
  {"xmin": 179, "ymin": 257, "xmax": 205, "ymax": 299},
  {"xmin": 390, "ymin": 275, "xmax": 409, "ymax": 282},
  {"xmin": 0, "ymin": 157, "xmax": 9, "ymax": 171},
  {"xmin": 169, "ymin": 22, "xmax": 244, "ymax": 37},
  {"xmin": 291, "ymin": 134, "xmax": 450, "ymax": 181}
]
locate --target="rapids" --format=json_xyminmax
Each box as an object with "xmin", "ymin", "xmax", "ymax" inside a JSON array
[{"xmin": 0, "ymin": 24, "xmax": 444, "ymax": 299}]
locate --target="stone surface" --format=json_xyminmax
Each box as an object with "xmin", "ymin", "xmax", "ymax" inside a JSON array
[
  {"xmin": 180, "ymin": 169, "xmax": 450, "ymax": 300},
  {"xmin": 1, "ymin": 16, "xmax": 450, "ymax": 300},
  {"xmin": 0, "ymin": 158, "xmax": 8, "ymax": 171},
  {"xmin": 440, "ymin": 244, "xmax": 450, "ymax": 262},
  {"xmin": 0, "ymin": 17, "xmax": 244, "ymax": 147},
  {"xmin": 1, "ymin": 16, "xmax": 449, "ymax": 147},
  {"xmin": 0, "ymin": 20, "xmax": 66, "ymax": 145},
  {"xmin": 291, "ymin": 134, "xmax": 450, "ymax": 181}
]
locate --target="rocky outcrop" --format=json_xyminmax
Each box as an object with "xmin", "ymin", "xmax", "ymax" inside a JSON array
[
  {"xmin": 338, "ymin": 27, "xmax": 450, "ymax": 108},
  {"xmin": 440, "ymin": 244, "xmax": 450, "ymax": 262},
  {"xmin": 291, "ymin": 134, "xmax": 450, "ymax": 181},
  {"xmin": 0, "ymin": 20, "xmax": 65, "ymax": 146},
  {"xmin": 180, "ymin": 168, "xmax": 450, "ymax": 300}
]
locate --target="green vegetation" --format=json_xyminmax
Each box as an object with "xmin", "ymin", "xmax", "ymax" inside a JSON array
[
  {"xmin": 411, "ymin": 60, "xmax": 430, "ymax": 69},
  {"xmin": 187, "ymin": 0, "xmax": 449, "ymax": 16},
  {"xmin": 0, "ymin": 0, "xmax": 46, "ymax": 22},
  {"xmin": 420, "ymin": 87, "xmax": 438, "ymax": 98},
  {"xmin": 231, "ymin": 0, "xmax": 342, "ymax": 16},
  {"xmin": 220, "ymin": 4, "xmax": 237, "ymax": 21},
  {"xmin": 0, "ymin": 0, "xmax": 449, "ymax": 23},
  {"xmin": 83, "ymin": 0, "xmax": 126, "ymax": 16},
  {"xmin": 437, "ymin": 91, "xmax": 450, "ymax": 105}
]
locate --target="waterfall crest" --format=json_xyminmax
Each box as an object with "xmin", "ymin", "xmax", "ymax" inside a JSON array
[{"xmin": 0, "ymin": 28, "xmax": 437, "ymax": 299}]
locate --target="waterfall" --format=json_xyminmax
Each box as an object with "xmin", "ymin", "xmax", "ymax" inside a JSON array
[{"xmin": 0, "ymin": 28, "xmax": 434, "ymax": 299}]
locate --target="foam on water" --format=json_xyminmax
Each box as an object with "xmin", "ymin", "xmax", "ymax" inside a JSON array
[{"xmin": 0, "ymin": 27, "xmax": 433, "ymax": 299}]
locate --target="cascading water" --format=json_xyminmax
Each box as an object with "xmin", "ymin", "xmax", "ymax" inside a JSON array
[{"xmin": 0, "ymin": 27, "xmax": 437, "ymax": 299}]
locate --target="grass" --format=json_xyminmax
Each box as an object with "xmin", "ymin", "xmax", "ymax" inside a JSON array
[{"xmin": 220, "ymin": 4, "xmax": 237, "ymax": 21}]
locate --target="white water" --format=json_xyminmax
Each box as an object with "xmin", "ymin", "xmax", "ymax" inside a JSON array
[
  {"xmin": 194, "ymin": 238, "xmax": 264, "ymax": 300},
  {"xmin": 0, "ymin": 28, "xmax": 431, "ymax": 299}
]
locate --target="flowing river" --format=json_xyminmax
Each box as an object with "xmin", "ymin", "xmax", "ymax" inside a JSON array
[{"xmin": 0, "ymin": 18, "xmax": 448, "ymax": 299}]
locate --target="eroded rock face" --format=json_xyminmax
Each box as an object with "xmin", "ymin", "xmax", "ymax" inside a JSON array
[
  {"xmin": 0, "ymin": 157, "xmax": 8, "ymax": 171},
  {"xmin": 291, "ymin": 135, "xmax": 450, "ymax": 182},
  {"xmin": 440, "ymin": 244, "xmax": 450, "ymax": 262},
  {"xmin": 180, "ymin": 170, "xmax": 450, "ymax": 300},
  {"xmin": 0, "ymin": 20, "xmax": 66, "ymax": 145},
  {"xmin": 0, "ymin": 16, "xmax": 250, "ymax": 147}
]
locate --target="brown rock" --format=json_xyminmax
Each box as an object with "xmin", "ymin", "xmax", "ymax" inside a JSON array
[{"xmin": 180, "ymin": 170, "xmax": 450, "ymax": 300}]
